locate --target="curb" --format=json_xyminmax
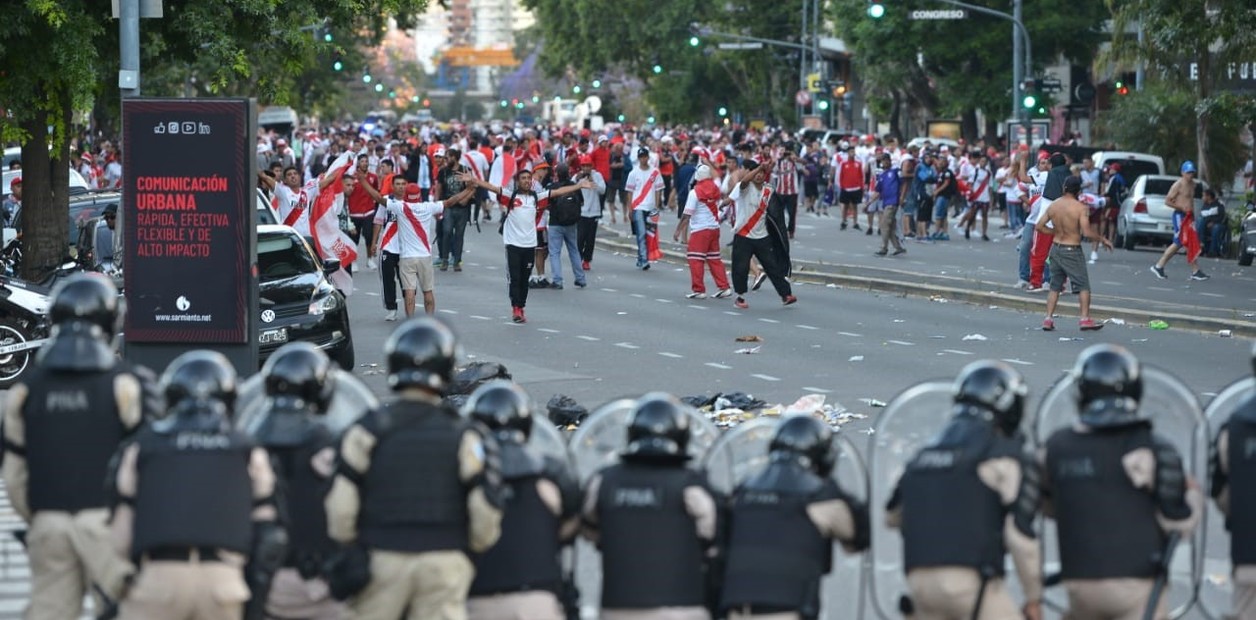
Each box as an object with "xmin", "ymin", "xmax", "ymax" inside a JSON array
[{"xmin": 592, "ymin": 230, "xmax": 1255, "ymax": 338}]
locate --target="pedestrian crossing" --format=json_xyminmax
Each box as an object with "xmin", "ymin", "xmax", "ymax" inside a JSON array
[{"xmin": 0, "ymin": 481, "xmax": 94, "ymax": 619}]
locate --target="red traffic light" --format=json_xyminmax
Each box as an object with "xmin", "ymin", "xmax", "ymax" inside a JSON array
[{"xmin": 1117, "ymin": 85, "xmax": 1130, "ymax": 95}]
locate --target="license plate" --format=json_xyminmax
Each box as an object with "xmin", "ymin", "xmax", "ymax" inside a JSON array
[{"xmin": 259, "ymin": 328, "xmax": 288, "ymax": 345}]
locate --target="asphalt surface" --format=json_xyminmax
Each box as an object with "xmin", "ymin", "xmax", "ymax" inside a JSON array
[{"xmin": 0, "ymin": 209, "xmax": 1247, "ymax": 618}]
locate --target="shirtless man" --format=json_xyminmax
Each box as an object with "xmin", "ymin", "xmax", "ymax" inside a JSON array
[
  {"xmin": 1151, "ymin": 160, "xmax": 1210, "ymax": 281},
  {"xmin": 1036, "ymin": 176, "xmax": 1112, "ymax": 331}
]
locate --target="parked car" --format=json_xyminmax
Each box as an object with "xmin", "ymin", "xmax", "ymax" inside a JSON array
[
  {"xmin": 1236, "ymin": 200, "xmax": 1256, "ymax": 266},
  {"xmin": 1092, "ymin": 151, "xmax": 1164, "ymax": 184},
  {"xmin": 256, "ymin": 225, "xmax": 354, "ymax": 370},
  {"xmin": 4, "ymin": 189, "xmax": 120, "ymax": 251},
  {"xmin": 2, "ymin": 167, "xmax": 90, "ymax": 200},
  {"xmin": 1115, "ymin": 174, "xmax": 1208, "ymax": 250},
  {"xmin": 256, "ymin": 188, "xmax": 279, "ymax": 225}
]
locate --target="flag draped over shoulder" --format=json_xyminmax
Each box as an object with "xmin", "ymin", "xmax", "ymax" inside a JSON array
[{"xmin": 310, "ymin": 151, "xmax": 358, "ymax": 295}]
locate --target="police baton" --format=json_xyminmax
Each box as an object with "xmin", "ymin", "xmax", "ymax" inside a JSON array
[{"xmin": 1143, "ymin": 531, "xmax": 1180, "ymax": 620}]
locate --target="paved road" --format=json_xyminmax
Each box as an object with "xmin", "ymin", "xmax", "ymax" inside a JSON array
[{"xmin": 0, "ymin": 217, "xmax": 1245, "ymax": 618}]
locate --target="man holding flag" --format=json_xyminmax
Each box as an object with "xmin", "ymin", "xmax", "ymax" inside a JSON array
[
  {"xmin": 306, "ymin": 150, "xmax": 362, "ymax": 295},
  {"xmin": 624, "ymin": 147, "xmax": 664, "ymax": 270}
]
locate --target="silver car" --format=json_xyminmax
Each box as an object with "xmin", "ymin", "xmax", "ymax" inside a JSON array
[{"xmin": 1115, "ymin": 174, "xmax": 1207, "ymax": 250}]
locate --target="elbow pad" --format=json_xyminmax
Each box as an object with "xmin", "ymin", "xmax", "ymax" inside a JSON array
[
  {"xmin": 847, "ymin": 498, "xmax": 871, "ymax": 553},
  {"xmin": 1011, "ymin": 454, "xmax": 1041, "ymax": 538},
  {"xmin": 1153, "ymin": 439, "xmax": 1191, "ymax": 521},
  {"xmin": 1209, "ymin": 434, "xmax": 1228, "ymax": 501}
]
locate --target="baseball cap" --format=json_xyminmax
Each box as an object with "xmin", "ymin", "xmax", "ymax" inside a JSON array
[
  {"xmin": 597, "ymin": 135, "xmax": 609, "ymax": 143},
  {"xmin": 405, "ymin": 183, "xmax": 422, "ymax": 201},
  {"xmin": 9, "ymin": 178, "xmax": 20, "ymax": 190},
  {"xmin": 578, "ymin": 154, "xmax": 593, "ymax": 167},
  {"xmin": 1063, "ymin": 176, "xmax": 1082, "ymax": 195},
  {"xmin": 637, "ymin": 147, "xmax": 651, "ymax": 158},
  {"xmin": 434, "ymin": 148, "xmax": 446, "ymax": 158},
  {"xmin": 1181, "ymin": 160, "xmax": 1196, "ymax": 174}
]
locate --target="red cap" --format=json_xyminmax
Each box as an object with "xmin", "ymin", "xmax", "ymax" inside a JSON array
[
  {"xmin": 405, "ymin": 183, "xmax": 422, "ymax": 201},
  {"xmin": 1110, "ymin": 163, "xmax": 1122, "ymax": 172},
  {"xmin": 578, "ymin": 154, "xmax": 593, "ymax": 167},
  {"xmin": 9, "ymin": 177, "xmax": 20, "ymax": 190},
  {"xmin": 580, "ymin": 128, "xmax": 591, "ymax": 138},
  {"xmin": 1037, "ymin": 150, "xmax": 1050, "ymax": 161},
  {"xmin": 81, "ymin": 152, "xmax": 94, "ymax": 162},
  {"xmin": 1017, "ymin": 143, "xmax": 1030, "ymax": 152}
]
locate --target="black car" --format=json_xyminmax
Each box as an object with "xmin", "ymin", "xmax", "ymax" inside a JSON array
[{"xmin": 257, "ymin": 225, "xmax": 355, "ymax": 370}]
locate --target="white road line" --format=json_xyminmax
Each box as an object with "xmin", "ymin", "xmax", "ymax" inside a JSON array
[
  {"xmin": 438, "ymin": 309, "xmax": 458, "ymax": 315},
  {"xmin": 601, "ymin": 288, "xmax": 618, "ymax": 292},
  {"xmin": 705, "ymin": 362, "xmax": 732, "ymax": 370},
  {"xmin": 758, "ymin": 318, "xmax": 781, "ymax": 324},
  {"xmin": 943, "ymin": 349, "xmax": 974, "ymax": 356},
  {"xmin": 1002, "ymin": 358, "xmax": 1035, "ymax": 366},
  {"xmin": 577, "ymin": 335, "xmax": 600, "ymax": 341},
  {"xmin": 1199, "ymin": 292, "xmax": 1225, "ymax": 298},
  {"xmin": 724, "ymin": 311, "xmax": 740, "ymax": 316},
  {"xmin": 751, "ymin": 374, "xmax": 781, "ymax": 382},
  {"xmin": 614, "ymin": 342, "xmax": 640, "ymax": 349},
  {"xmin": 630, "ymin": 293, "xmax": 646, "ymax": 298},
  {"xmin": 888, "ymin": 340, "xmax": 915, "ymax": 346},
  {"xmin": 655, "ymin": 299, "xmax": 674, "ymax": 304},
  {"xmin": 688, "ymin": 305, "xmax": 709, "ymax": 310},
  {"xmin": 838, "ymin": 331, "xmax": 862, "ymax": 337},
  {"xmin": 537, "ymin": 328, "xmax": 561, "ymax": 334},
  {"xmin": 797, "ymin": 324, "xmax": 819, "ymax": 330},
  {"xmin": 469, "ymin": 315, "xmax": 492, "ymax": 321},
  {"xmin": 1101, "ymin": 281, "xmax": 1124, "ymax": 286},
  {"xmin": 802, "ymin": 386, "xmax": 832, "ymax": 393},
  {"xmin": 1148, "ymin": 286, "xmax": 1173, "ymax": 292},
  {"xmin": 658, "ymin": 352, "xmax": 684, "ymax": 359}
]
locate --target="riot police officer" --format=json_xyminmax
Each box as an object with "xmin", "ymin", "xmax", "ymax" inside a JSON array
[
  {"xmin": 246, "ymin": 343, "xmax": 348, "ymax": 620},
  {"xmin": 0, "ymin": 273, "xmax": 158, "ymax": 619},
  {"xmin": 581, "ymin": 392, "xmax": 719, "ymax": 620},
  {"xmin": 1209, "ymin": 340, "xmax": 1256, "ymax": 620},
  {"xmin": 721, "ymin": 415, "xmax": 870, "ymax": 620},
  {"xmin": 325, "ymin": 317, "xmax": 504, "ymax": 620},
  {"xmin": 887, "ymin": 360, "xmax": 1043, "ymax": 620},
  {"xmin": 110, "ymin": 350, "xmax": 285, "ymax": 620},
  {"xmin": 1041, "ymin": 345, "xmax": 1201, "ymax": 619},
  {"xmin": 464, "ymin": 380, "xmax": 580, "ymax": 620}
]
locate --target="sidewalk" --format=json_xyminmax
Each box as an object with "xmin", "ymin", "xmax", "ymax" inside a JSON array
[{"xmin": 594, "ymin": 212, "xmax": 1256, "ymax": 337}]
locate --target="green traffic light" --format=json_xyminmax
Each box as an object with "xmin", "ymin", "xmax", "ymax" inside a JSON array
[
  {"xmin": 867, "ymin": 3, "xmax": 885, "ymax": 18},
  {"xmin": 411, "ymin": 95, "xmax": 419, "ymax": 103},
  {"xmin": 500, "ymin": 100, "xmax": 508, "ymax": 107},
  {"xmin": 531, "ymin": 96, "xmax": 540, "ymax": 103},
  {"xmin": 647, "ymin": 116, "xmax": 656, "ymax": 124},
  {"xmin": 652, "ymin": 65, "xmax": 663, "ymax": 74},
  {"xmin": 374, "ymin": 84, "xmax": 383, "ymax": 93},
  {"xmin": 1022, "ymin": 94, "xmax": 1037, "ymax": 109},
  {"xmin": 818, "ymin": 100, "xmax": 830, "ymax": 111},
  {"xmin": 573, "ymin": 85, "xmax": 582, "ymax": 94},
  {"xmin": 617, "ymin": 114, "xmax": 626, "ymax": 122},
  {"xmin": 362, "ymin": 74, "xmax": 372, "ymax": 83},
  {"xmin": 592, "ymin": 79, "xmax": 602, "ymax": 88},
  {"xmin": 388, "ymin": 91, "xmax": 396, "ymax": 98},
  {"xmin": 717, "ymin": 107, "xmax": 727, "ymax": 117},
  {"xmin": 689, "ymin": 36, "xmax": 700, "ymax": 47},
  {"xmin": 333, "ymin": 61, "xmax": 343, "ymax": 71},
  {"xmin": 324, "ymin": 32, "xmax": 333, "ymax": 42}
]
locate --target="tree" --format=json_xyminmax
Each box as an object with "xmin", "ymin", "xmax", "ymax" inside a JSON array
[
  {"xmin": 1106, "ymin": 0, "xmax": 1256, "ymax": 186},
  {"xmin": 0, "ymin": 0, "xmax": 428, "ymax": 279}
]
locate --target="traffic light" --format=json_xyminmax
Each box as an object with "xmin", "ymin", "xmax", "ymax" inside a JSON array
[
  {"xmin": 411, "ymin": 95, "xmax": 420, "ymax": 103},
  {"xmin": 500, "ymin": 100, "xmax": 508, "ymax": 108},
  {"xmin": 1022, "ymin": 93, "xmax": 1037, "ymax": 109},
  {"xmin": 817, "ymin": 99, "xmax": 830, "ymax": 111},
  {"xmin": 362, "ymin": 74, "xmax": 372, "ymax": 83},
  {"xmin": 531, "ymin": 95, "xmax": 540, "ymax": 103},
  {"xmin": 867, "ymin": 1, "xmax": 885, "ymax": 18},
  {"xmin": 617, "ymin": 114, "xmax": 626, "ymax": 122},
  {"xmin": 1115, "ymin": 80, "xmax": 1129, "ymax": 96},
  {"xmin": 332, "ymin": 55, "xmax": 343, "ymax": 71},
  {"xmin": 374, "ymin": 84, "xmax": 383, "ymax": 93},
  {"xmin": 647, "ymin": 115, "xmax": 656, "ymax": 124},
  {"xmin": 573, "ymin": 85, "xmax": 582, "ymax": 94},
  {"xmin": 689, "ymin": 36, "xmax": 700, "ymax": 47},
  {"xmin": 832, "ymin": 84, "xmax": 847, "ymax": 97},
  {"xmin": 717, "ymin": 106, "xmax": 728, "ymax": 117},
  {"xmin": 323, "ymin": 30, "xmax": 333, "ymax": 43},
  {"xmin": 652, "ymin": 64, "xmax": 663, "ymax": 74},
  {"xmin": 592, "ymin": 79, "xmax": 602, "ymax": 89}
]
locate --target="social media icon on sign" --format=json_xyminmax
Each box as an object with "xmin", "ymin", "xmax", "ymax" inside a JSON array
[
  {"xmin": 176, "ymin": 296, "xmax": 191, "ymax": 312},
  {"xmin": 167, "ymin": 122, "xmax": 180, "ymax": 134},
  {"xmin": 198, "ymin": 123, "xmax": 211, "ymax": 135},
  {"xmin": 181, "ymin": 122, "xmax": 196, "ymax": 134},
  {"xmin": 154, "ymin": 123, "xmax": 166, "ymax": 134}
]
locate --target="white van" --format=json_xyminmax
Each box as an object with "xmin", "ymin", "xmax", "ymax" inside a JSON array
[{"xmin": 1091, "ymin": 151, "xmax": 1164, "ymax": 183}]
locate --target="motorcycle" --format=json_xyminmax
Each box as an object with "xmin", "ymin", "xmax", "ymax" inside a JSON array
[
  {"xmin": 0, "ymin": 274, "xmax": 52, "ymax": 389},
  {"xmin": 1237, "ymin": 198, "xmax": 1256, "ymax": 266}
]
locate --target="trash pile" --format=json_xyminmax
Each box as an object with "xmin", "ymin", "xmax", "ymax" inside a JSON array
[
  {"xmin": 444, "ymin": 362, "xmax": 512, "ymax": 409},
  {"xmin": 681, "ymin": 392, "xmax": 867, "ymax": 430}
]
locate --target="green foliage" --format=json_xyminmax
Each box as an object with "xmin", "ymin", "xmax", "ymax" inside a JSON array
[{"xmin": 1093, "ymin": 81, "xmax": 1247, "ymax": 186}]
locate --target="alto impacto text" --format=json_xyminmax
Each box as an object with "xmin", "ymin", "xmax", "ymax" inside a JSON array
[{"xmin": 134, "ymin": 175, "xmax": 231, "ymax": 258}]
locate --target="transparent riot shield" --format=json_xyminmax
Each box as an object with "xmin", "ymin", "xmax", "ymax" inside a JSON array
[
  {"xmin": 568, "ymin": 397, "xmax": 721, "ymax": 618},
  {"xmin": 1201, "ymin": 376, "xmax": 1254, "ymax": 620},
  {"xmin": 867, "ymin": 381, "xmax": 956, "ymax": 620},
  {"xmin": 1034, "ymin": 367, "xmax": 1207, "ymax": 619},
  {"xmin": 235, "ymin": 369, "xmax": 378, "ymax": 439},
  {"xmin": 702, "ymin": 416, "xmax": 869, "ymax": 620}
]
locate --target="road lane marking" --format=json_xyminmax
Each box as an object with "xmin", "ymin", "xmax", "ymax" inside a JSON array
[
  {"xmin": 758, "ymin": 318, "xmax": 780, "ymax": 324},
  {"xmin": 1199, "ymin": 292, "xmax": 1225, "ymax": 298},
  {"xmin": 705, "ymin": 362, "xmax": 732, "ymax": 369},
  {"xmin": 1002, "ymin": 358, "xmax": 1035, "ymax": 366},
  {"xmin": 724, "ymin": 311, "xmax": 741, "ymax": 316},
  {"xmin": 797, "ymin": 324, "xmax": 819, "ymax": 330},
  {"xmin": 751, "ymin": 374, "xmax": 781, "ymax": 382},
  {"xmin": 943, "ymin": 349, "xmax": 974, "ymax": 355},
  {"xmin": 1101, "ymin": 281, "xmax": 1124, "ymax": 286},
  {"xmin": 438, "ymin": 309, "xmax": 458, "ymax": 315},
  {"xmin": 1148, "ymin": 286, "xmax": 1173, "ymax": 292},
  {"xmin": 577, "ymin": 335, "xmax": 600, "ymax": 341},
  {"xmin": 888, "ymin": 340, "xmax": 915, "ymax": 346},
  {"xmin": 654, "ymin": 298, "xmax": 674, "ymax": 304},
  {"xmin": 838, "ymin": 331, "xmax": 862, "ymax": 337},
  {"xmin": 601, "ymin": 288, "xmax": 618, "ymax": 292},
  {"xmin": 470, "ymin": 315, "xmax": 491, "ymax": 321},
  {"xmin": 630, "ymin": 293, "xmax": 646, "ymax": 298},
  {"xmin": 538, "ymin": 328, "xmax": 561, "ymax": 334},
  {"xmin": 614, "ymin": 342, "xmax": 640, "ymax": 349},
  {"xmin": 658, "ymin": 352, "xmax": 684, "ymax": 358},
  {"xmin": 802, "ymin": 386, "xmax": 832, "ymax": 393},
  {"xmin": 688, "ymin": 305, "xmax": 708, "ymax": 310}
]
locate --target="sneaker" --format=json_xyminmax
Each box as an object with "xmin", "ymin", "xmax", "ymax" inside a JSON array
[
  {"xmin": 734, "ymin": 297, "xmax": 749, "ymax": 309},
  {"xmin": 511, "ymin": 307, "xmax": 523, "ymax": 323},
  {"xmin": 892, "ymin": 248, "xmax": 907, "ymax": 256},
  {"xmin": 751, "ymin": 272, "xmax": 767, "ymax": 291},
  {"xmin": 964, "ymin": 229, "xmax": 971, "ymax": 240},
  {"xmin": 517, "ymin": 308, "xmax": 527, "ymax": 323},
  {"xmin": 439, "ymin": 261, "xmax": 449, "ymax": 272},
  {"xmin": 853, "ymin": 223, "xmax": 862, "ymax": 231},
  {"xmin": 1014, "ymin": 279, "xmax": 1029, "ymax": 289},
  {"xmin": 1042, "ymin": 318, "xmax": 1056, "ymax": 331},
  {"xmin": 686, "ymin": 292, "xmax": 707, "ymax": 299},
  {"xmin": 1150, "ymin": 265, "xmax": 1167, "ymax": 279},
  {"xmin": 936, "ymin": 233, "xmax": 951, "ymax": 241},
  {"xmin": 782, "ymin": 295, "xmax": 798, "ymax": 306},
  {"xmin": 367, "ymin": 256, "xmax": 378, "ymax": 270},
  {"xmin": 1026, "ymin": 286, "xmax": 1046, "ymax": 293},
  {"xmin": 550, "ymin": 281, "xmax": 563, "ymax": 290},
  {"xmin": 714, "ymin": 289, "xmax": 733, "ymax": 299},
  {"xmin": 865, "ymin": 227, "xmax": 873, "ymax": 236},
  {"xmin": 840, "ymin": 221, "xmax": 848, "ymax": 230},
  {"xmin": 581, "ymin": 260, "xmax": 591, "ymax": 271},
  {"xmin": 642, "ymin": 263, "xmax": 650, "ymax": 271},
  {"xmin": 874, "ymin": 249, "xmax": 888, "ymax": 256},
  {"xmin": 575, "ymin": 280, "xmax": 587, "ymax": 288},
  {"xmin": 384, "ymin": 309, "xmax": 398, "ymax": 322},
  {"xmin": 1089, "ymin": 250, "xmax": 1098, "ymax": 262},
  {"xmin": 982, "ymin": 234, "xmax": 990, "ymax": 242},
  {"xmin": 538, "ymin": 278, "xmax": 551, "ymax": 288},
  {"xmin": 1190, "ymin": 270, "xmax": 1211, "ymax": 281},
  {"xmin": 1079, "ymin": 318, "xmax": 1104, "ymax": 331},
  {"xmin": 454, "ymin": 262, "xmax": 463, "ymax": 272}
]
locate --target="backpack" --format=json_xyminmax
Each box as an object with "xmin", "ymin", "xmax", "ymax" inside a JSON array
[{"xmin": 547, "ymin": 179, "xmax": 583, "ymax": 226}]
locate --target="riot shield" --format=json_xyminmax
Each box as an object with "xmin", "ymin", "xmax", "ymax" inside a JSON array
[
  {"xmin": 867, "ymin": 381, "xmax": 956, "ymax": 620},
  {"xmin": 568, "ymin": 397, "xmax": 721, "ymax": 617},
  {"xmin": 702, "ymin": 416, "xmax": 868, "ymax": 620},
  {"xmin": 1034, "ymin": 367, "xmax": 1207, "ymax": 619},
  {"xmin": 235, "ymin": 369, "xmax": 378, "ymax": 439},
  {"xmin": 1201, "ymin": 376, "xmax": 1254, "ymax": 620}
]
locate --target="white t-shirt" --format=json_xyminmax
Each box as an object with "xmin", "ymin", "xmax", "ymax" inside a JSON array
[
  {"xmin": 1080, "ymin": 168, "xmax": 1102, "ymax": 195},
  {"xmin": 386, "ymin": 197, "xmax": 442, "ymax": 259},
  {"xmin": 104, "ymin": 161, "xmax": 122, "ymax": 188},
  {"xmin": 729, "ymin": 182, "xmax": 769, "ymax": 240},
  {"xmin": 373, "ymin": 202, "xmax": 400, "ymax": 254},
  {"xmin": 276, "ymin": 182, "xmax": 314, "ymax": 235},
  {"xmin": 497, "ymin": 188, "xmax": 551, "ymax": 248},
  {"xmin": 969, "ymin": 167, "xmax": 993, "ymax": 203},
  {"xmin": 625, "ymin": 166, "xmax": 663, "ymax": 211},
  {"xmin": 682, "ymin": 188, "xmax": 720, "ymax": 232}
]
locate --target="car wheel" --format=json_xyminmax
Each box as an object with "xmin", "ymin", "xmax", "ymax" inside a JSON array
[
  {"xmin": 1240, "ymin": 249, "xmax": 1253, "ymax": 267},
  {"xmin": 0, "ymin": 318, "xmax": 38, "ymax": 390},
  {"xmin": 332, "ymin": 342, "xmax": 355, "ymax": 371},
  {"xmin": 1119, "ymin": 220, "xmax": 1137, "ymax": 251}
]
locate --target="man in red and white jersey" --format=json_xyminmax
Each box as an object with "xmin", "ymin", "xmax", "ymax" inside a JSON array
[
  {"xmin": 385, "ymin": 182, "xmax": 475, "ymax": 317},
  {"xmin": 771, "ymin": 146, "xmax": 801, "ymax": 239},
  {"xmin": 372, "ymin": 175, "xmax": 408, "ymax": 321},
  {"xmin": 837, "ymin": 146, "xmax": 865, "ymax": 231},
  {"xmin": 346, "ymin": 154, "xmax": 381, "ymax": 270}
]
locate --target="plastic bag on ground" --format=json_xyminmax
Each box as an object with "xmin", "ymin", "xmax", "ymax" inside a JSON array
[
  {"xmin": 546, "ymin": 394, "xmax": 588, "ymax": 427},
  {"xmin": 449, "ymin": 362, "xmax": 512, "ymax": 395}
]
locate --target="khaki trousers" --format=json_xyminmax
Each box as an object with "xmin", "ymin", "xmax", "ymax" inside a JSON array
[
  {"xmin": 27, "ymin": 509, "xmax": 133, "ymax": 620},
  {"xmin": 467, "ymin": 590, "xmax": 564, "ymax": 620},
  {"xmin": 906, "ymin": 568, "xmax": 1021, "ymax": 620},
  {"xmin": 350, "ymin": 549, "xmax": 474, "ymax": 620},
  {"xmin": 118, "ymin": 558, "xmax": 250, "ymax": 620},
  {"xmin": 1063, "ymin": 578, "xmax": 1165, "ymax": 620},
  {"xmin": 266, "ymin": 568, "xmax": 347, "ymax": 620}
]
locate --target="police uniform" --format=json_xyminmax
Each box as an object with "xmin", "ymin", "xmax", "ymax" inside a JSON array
[
  {"xmin": 1210, "ymin": 397, "xmax": 1256, "ymax": 619},
  {"xmin": 324, "ymin": 317, "xmax": 503, "ymax": 620},
  {"xmin": 1041, "ymin": 345, "xmax": 1202, "ymax": 620},
  {"xmin": 0, "ymin": 274, "xmax": 157, "ymax": 619},
  {"xmin": 582, "ymin": 393, "xmax": 719, "ymax": 620},
  {"xmin": 464, "ymin": 381, "xmax": 580, "ymax": 620},
  {"xmin": 721, "ymin": 416, "xmax": 870, "ymax": 620},
  {"xmin": 887, "ymin": 361, "xmax": 1043, "ymax": 620},
  {"xmin": 110, "ymin": 351, "xmax": 282, "ymax": 620}
]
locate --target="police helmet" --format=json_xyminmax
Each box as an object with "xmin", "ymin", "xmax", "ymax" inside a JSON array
[
  {"xmin": 954, "ymin": 360, "xmax": 1029, "ymax": 436},
  {"xmin": 464, "ymin": 380, "xmax": 533, "ymax": 442},
  {"xmin": 623, "ymin": 392, "xmax": 690, "ymax": 461},
  {"xmin": 161, "ymin": 350, "xmax": 237, "ymax": 415},
  {"xmin": 262, "ymin": 342, "xmax": 334, "ymax": 414},
  {"xmin": 1072, "ymin": 344, "xmax": 1143, "ymax": 428},
  {"xmin": 48, "ymin": 273, "xmax": 120, "ymax": 338},
  {"xmin": 769, "ymin": 415, "xmax": 836, "ymax": 477},
  {"xmin": 384, "ymin": 317, "xmax": 458, "ymax": 394}
]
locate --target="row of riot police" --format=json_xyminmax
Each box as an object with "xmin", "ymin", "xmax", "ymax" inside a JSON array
[{"xmin": 3, "ymin": 273, "xmax": 1253, "ymax": 620}]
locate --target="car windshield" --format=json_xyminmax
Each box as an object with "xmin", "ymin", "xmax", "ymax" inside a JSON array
[
  {"xmin": 1144, "ymin": 178, "xmax": 1205, "ymax": 198},
  {"xmin": 1118, "ymin": 161, "xmax": 1161, "ymax": 184},
  {"xmin": 258, "ymin": 233, "xmax": 318, "ymax": 282}
]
